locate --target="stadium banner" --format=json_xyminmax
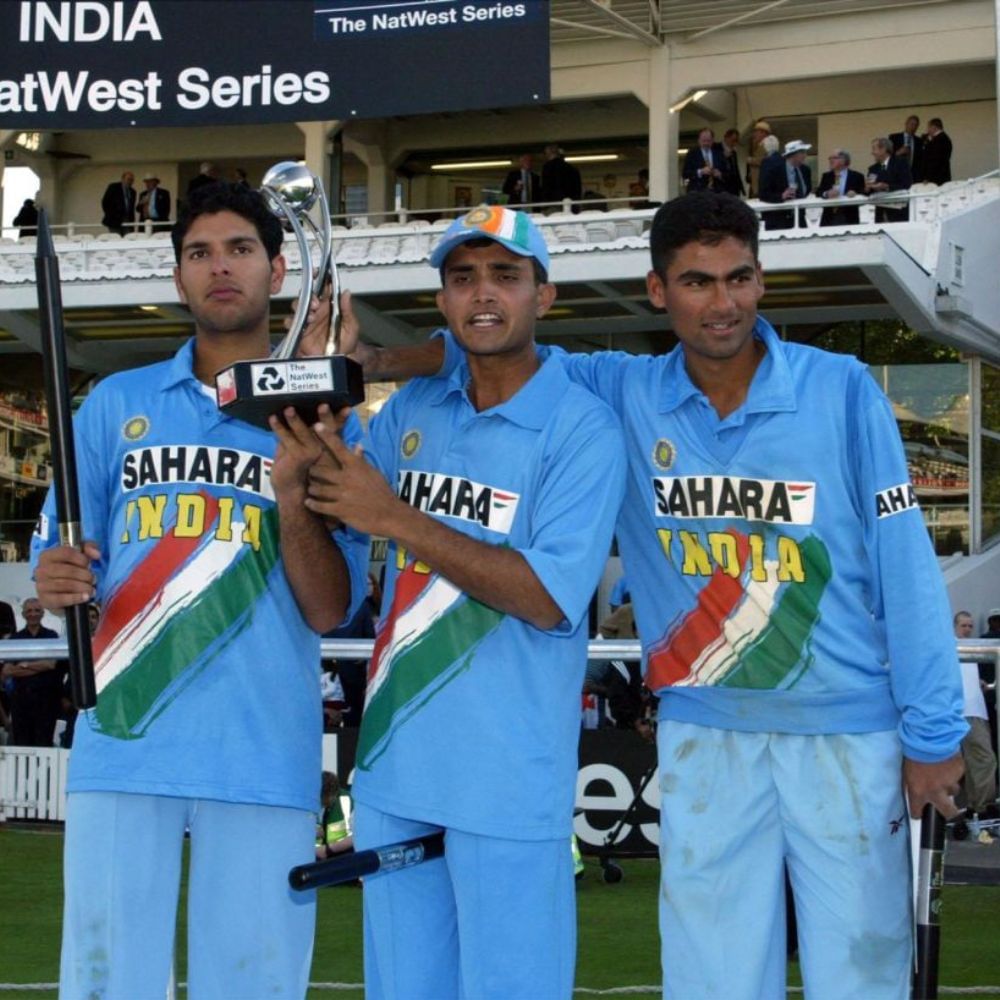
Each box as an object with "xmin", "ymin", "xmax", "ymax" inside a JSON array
[
  {"xmin": 331, "ymin": 727, "xmax": 660, "ymax": 853},
  {"xmin": 1, "ymin": 0, "xmax": 550, "ymax": 130}
]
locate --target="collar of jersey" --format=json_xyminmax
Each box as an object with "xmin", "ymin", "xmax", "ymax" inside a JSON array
[
  {"xmin": 162, "ymin": 338, "xmax": 200, "ymax": 389},
  {"xmin": 431, "ymin": 350, "xmax": 571, "ymax": 430},
  {"xmin": 657, "ymin": 317, "xmax": 797, "ymax": 415}
]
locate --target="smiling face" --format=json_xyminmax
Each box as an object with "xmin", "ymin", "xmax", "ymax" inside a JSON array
[
  {"xmin": 173, "ymin": 210, "xmax": 285, "ymax": 341},
  {"xmin": 435, "ymin": 241, "xmax": 555, "ymax": 365},
  {"xmin": 22, "ymin": 598, "xmax": 44, "ymax": 630},
  {"xmin": 646, "ymin": 235, "xmax": 764, "ymax": 370}
]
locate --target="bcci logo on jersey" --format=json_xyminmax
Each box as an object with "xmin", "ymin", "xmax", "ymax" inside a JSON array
[
  {"xmin": 653, "ymin": 475, "xmax": 816, "ymax": 524},
  {"xmin": 398, "ymin": 469, "xmax": 520, "ymax": 534}
]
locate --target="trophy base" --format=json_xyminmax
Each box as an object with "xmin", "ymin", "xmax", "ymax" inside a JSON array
[{"xmin": 215, "ymin": 355, "xmax": 365, "ymax": 429}]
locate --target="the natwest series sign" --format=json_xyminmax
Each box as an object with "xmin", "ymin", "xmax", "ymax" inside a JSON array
[{"xmin": 1, "ymin": 0, "xmax": 550, "ymax": 129}]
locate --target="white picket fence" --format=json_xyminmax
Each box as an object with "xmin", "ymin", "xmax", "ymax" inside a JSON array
[{"xmin": 0, "ymin": 746, "xmax": 69, "ymax": 821}]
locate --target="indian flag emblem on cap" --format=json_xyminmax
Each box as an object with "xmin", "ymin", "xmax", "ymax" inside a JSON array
[{"xmin": 462, "ymin": 205, "xmax": 532, "ymax": 253}]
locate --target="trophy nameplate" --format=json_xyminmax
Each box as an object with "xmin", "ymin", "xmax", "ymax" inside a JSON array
[{"xmin": 216, "ymin": 355, "xmax": 364, "ymax": 429}]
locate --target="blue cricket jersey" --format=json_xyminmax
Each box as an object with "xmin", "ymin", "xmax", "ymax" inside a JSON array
[
  {"xmin": 351, "ymin": 353, "xmax": 625, "ymax": 838},
  {"xmin": 31, "ymin": 340, "xmax": 369, "ymax": 811}
]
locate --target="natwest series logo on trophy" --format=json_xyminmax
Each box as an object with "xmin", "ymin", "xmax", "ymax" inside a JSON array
[{"xmin": 215, "ymin": 161, "xmax": 364, "ymax": 428}]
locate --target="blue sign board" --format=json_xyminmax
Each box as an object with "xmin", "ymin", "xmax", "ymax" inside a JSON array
[{"xmin": 0, "ymin": 0, "xmax": 550, "ymax": 128}]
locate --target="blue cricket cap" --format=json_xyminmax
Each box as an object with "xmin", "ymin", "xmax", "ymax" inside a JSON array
[{"xmin": 429, "ymin": 205, "xmax": 550, "ymax": 276}]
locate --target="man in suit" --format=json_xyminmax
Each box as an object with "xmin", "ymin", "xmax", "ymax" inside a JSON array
[
  {"xmin": 540, "ymin": 144, "xmax": 582, "ymax": 211},
  {"xmin": 866, "ymin": 137, "xmax": 912, "ymax": 221},
  {"xmin": 816, "ymin": 149, "xmax": 866, "ymax": 226},
  {"xmin": 187, "ymin": 162, "xmax": 219, "ymax": 196},
  {"xmin": 889, "ymin": 115, "xmax": 924, "ymax": 182},
  {"xmin": 502, "ymin": 153, "xmax": 541, "ymax": 210},
  {"xmin": 720, "ymin": 128, "xmax": 745, "ymax": 197},
  {"xmin": 682, "ymin": 129, "xmax": 725, "ymax": 193},
  {"xmin": 922, "ymin": 118, "xmax": 953, "ymax": 186},
  {"xmin": 137, "ymin": 175, "xmax": 172, "ymax": 232},
  {"xmin": 101, "ymin": 171, "xmax": 136, "ymax": 236},
  {"xmin": 759, "ymin": 139, "xmax": 812, "ymax": 230}
]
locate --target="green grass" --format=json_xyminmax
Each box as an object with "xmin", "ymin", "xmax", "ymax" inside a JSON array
[{"xmin": 2, "ymin": 825, "xmax": 999, "ymax": 999}]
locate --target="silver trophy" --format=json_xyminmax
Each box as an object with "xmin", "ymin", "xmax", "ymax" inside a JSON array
[{"xmin": 215, "ymin": 161, "xmax": 364, "ymax": 428}]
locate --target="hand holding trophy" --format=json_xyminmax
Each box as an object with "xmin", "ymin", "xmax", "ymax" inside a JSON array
[{"xmin": 215, "ymin": 162, "xmax": 365, "ymax": 427}]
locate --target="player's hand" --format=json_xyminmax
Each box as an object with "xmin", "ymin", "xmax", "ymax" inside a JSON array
[
  {"xmin": 903, "ymin": 753, "xmax": 964, "ymax": 819},
  {"xmin": 269, "ymin": 407, "xmax": 326, "ymax": 502},
  {"xmin": 35, "ymin": 542, "xmax": 101, "ymax": 609},
  {"xmin": 307, "ymin": 421, "xmax": 400, "ymax": 536}
]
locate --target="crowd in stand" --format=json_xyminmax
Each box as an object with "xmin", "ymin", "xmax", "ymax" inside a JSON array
[
  {"xmin": 91, "ymin": 162, "xmax": 251, "ymax": 236},
  {"xmin": 7, "ymin": 113, "xmax": 960, "ymax": 239},
  {"xmin": 684, "ymin": 113, "xmax": 955, "ymax": 227}
]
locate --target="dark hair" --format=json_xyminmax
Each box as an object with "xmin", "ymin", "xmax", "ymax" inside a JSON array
[
  {"xmin": 171, "ymin": 182, "xmax": 284, "ymax": 263},
  {"xmin": 649, "ymin": 191, "xmax": 759, "ymax": 277},
  {"xmin": 928, "ymin": 117, "xmax": 944, "ymax": 129}
]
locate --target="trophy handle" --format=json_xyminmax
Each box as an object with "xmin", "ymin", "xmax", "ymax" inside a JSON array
[
  {"xmin": 266, "ymin": 184, "xmax": 314, "ymax": 361},
  {"xmin": 314, "ymin": 179, "xmax": 342, "ymax": 356}
]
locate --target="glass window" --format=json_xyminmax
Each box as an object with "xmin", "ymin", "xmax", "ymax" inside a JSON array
[
  {"xmin": 983, "ymin": 364, "xmax": 1000, "ymax": 433},
  {"xmin": 981, "ymin": 434, "xmax": 1000, "ymax": 546},
  {"xmin": 868, "ymin": 363, "xmax": 969, "ymax": 555},
  {"xmin": 982, "ymin": 363, "xmax": 1000, "ymax": 546}
]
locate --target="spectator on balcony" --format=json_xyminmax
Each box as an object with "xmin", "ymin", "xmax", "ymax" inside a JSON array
[
  {"xmin": 719, "ymin": 129, "xmax": 745, "ymax": 197},
  {"xmin": 745, "ymin": 120, "xmax": 773, "ymax": 197},
  {"xmin": 540, "ymin": 143, "xmax": 582, "ymax": 212},
  {"xmin": 865, "ymin": 137, "xmax": 912, "ymax": 222},
  {"xmin": 629, "ymin": 168, "xmax": 653, "ymax": 209},
  {"xmin": 137, "ymin": 175, "xmax": 172, "ymax": 233},
  {"xmin": 13, "ymin": 198, "xmax": 39, "ymax": 238},
  {"xmin": 187, "ymin": 161, "xmax": 219, "ymax": 196},
  {"xmin": 601, "ymin": 173, "xmax": 627, "ymax": 209},
  {"xmin": 682, "ymin": 129, "xmax": 725, "ymax": 193},
  {"xmin": 1, "ymin": 597, "xmax": 62, "ymax": 747},
  {"xmin": 502, "ymin": 153, "xmax": 541, "ymax": 210},
  {"xmin": 921, "ymin": 118, "xmax": 953, "ymax": 186},
  {"xmin": 759, "ymin": 139, "xmax": 811, "ymax": 230},
  {"xmin": 100, "ymin": 171, "xmax": 136, "ymax": 236},
  {"xmin": 890, "ymin": 115, "xmax": 925, "ymax": 182},
  {"xmin": 816, "ymin": 149, "xmax": 866, "ymax": 226}
]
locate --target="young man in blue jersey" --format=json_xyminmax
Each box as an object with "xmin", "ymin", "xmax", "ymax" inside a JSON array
[
  {"xmin": 336, "ymin": 191, "xmax": 966, "ymax": 999},
  {"xmin": 298, "ymin": 205, "xmax": 625, "ymax": 998},
  {"xmin": 31, "ymin": 183, "xmax": 368, "ymax": 999}
]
